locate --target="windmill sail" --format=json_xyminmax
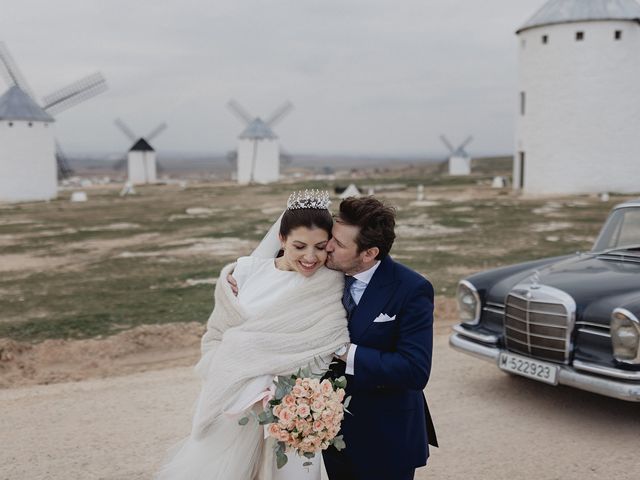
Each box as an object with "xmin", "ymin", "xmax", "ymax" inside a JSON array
[
  {"xmin": 114, "ymin": 118, "xmax": 138, "ymax": 142},
  {"xmin": 265, "ymin": 101, "xmax": 293, "ymax": 127},
  {"xmin": 0, "ymin": 42, "xmax": 37, "ymax": 100},
  {"xmin": 146, "ymin": 122, "xmax": 168, "ymax": 141},
  {"xmin": 43, "ymin": 72, "xmax": 107, "ymax": 115},
  {"xmin": 55, "ymin": 141, "xmax": 73, "ymax": 180},
  {"xmin": 227, "ymin": 99, "xmax": 253, "ymax": 125}
]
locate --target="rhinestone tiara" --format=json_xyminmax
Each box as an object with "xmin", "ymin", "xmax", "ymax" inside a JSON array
[{"xmin": 286, "ymin": 189, "xmax": 331, "ymax": 210}]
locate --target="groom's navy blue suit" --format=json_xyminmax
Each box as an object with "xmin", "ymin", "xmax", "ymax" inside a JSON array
[{"xmin": 323, "ymin": 255, "xmax": 437, "ymax": 480}]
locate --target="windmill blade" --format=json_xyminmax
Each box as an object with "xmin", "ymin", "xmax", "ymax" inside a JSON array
[
  {"xmin": 439, "ymin": 135, "xmax": 455, "ymax": 153},
  {"xmin": 114, "ymin": 118, "xmax": 137, "ymax": 142},
  {"xmin": 265, "ymin": 101, "xmax": 293, "ymax": 128},
  {"xmin": 0, "ymin": 42, "xmax": 37, "ymax": 100},
  {"xmin": 146, "ymin": 122, "xmax": 168, "ymax": 141},
  {"xmin": 227, "ymin": 99, "xmax": 253, "ymax": 125},
  {"xmin": 42, "ymin": 72, "xmax": 107, "ymax": 115},
  {"xmin": 459, "ymin": 135, "xmax": 474, "ymax": 150},
  {"xmin": 55, "ymin": 140, "xmax": 74, "ymax": 180}
]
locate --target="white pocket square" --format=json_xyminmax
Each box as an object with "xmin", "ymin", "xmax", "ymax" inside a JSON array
[{"xmin": 373, "ymin": 313, "xmax": 396, "ymax": 323}]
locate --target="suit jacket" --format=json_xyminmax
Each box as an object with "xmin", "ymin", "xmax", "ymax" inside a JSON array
[{"xmin": 327, "ymin": 255, "xmax": 437, "ymax": 474}]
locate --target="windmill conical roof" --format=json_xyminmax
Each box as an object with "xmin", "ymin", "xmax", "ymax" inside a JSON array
[
  {"xmin": 517, "ymin": 0, "xmax": 640, "ymax": 33},
  {"xmin": 0, "ymin": 86, "xmax": 54, "ymax": 122},
  {"xmin": 239, "ymin": 118, "xmax": 278, "ymax": 140},
  {"xmin": 129, "ymin": 138, "xmax": 154, "ymax": 152}
]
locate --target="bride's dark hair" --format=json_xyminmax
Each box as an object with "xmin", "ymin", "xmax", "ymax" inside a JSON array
[{"xmin": 279, "ymin": 208, "xmax": 333, "ymax": 239}]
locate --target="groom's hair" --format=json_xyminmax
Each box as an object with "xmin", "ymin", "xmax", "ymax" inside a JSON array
[
  {"xmin": 279, "ymin": 208, "xmax": 333, "ymax": 238},
  {"xmin": 338, "ymin": 197, "xmax": 396, "ymax": 259}
]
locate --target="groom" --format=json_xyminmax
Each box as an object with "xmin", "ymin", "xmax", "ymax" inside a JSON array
[{"xmin": 322, "ymin": 196, "xmax": 437, "ymax": 480}]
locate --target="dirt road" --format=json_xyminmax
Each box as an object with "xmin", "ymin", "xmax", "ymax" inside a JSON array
[{"xmin": 2, "ymin": 333, "xmax": 639, "ymax": 480}]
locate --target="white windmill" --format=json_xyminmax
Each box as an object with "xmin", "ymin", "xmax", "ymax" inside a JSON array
[
  {"xmin": 114, "ymin": 119, "xmax": 167, "ymax": 185},
  {"xmin": 514, "ymin": 0, "xmax": 640, "ymax": 195},
  {"xmin": 0, "ymin": 41, "xmax": 107, "ymax": 202},
  {"xmin": 440, "ymin": 135, "xmax": 473, "ymax": 176},
  {"xmin": 227, "ymin": 99, "xmax": 293, "ymax": 184}
]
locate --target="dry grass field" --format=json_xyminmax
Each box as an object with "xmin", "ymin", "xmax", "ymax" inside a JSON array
[{"xmin": 0, "ymin": 167, "xmax": 635, "ymax": 386}]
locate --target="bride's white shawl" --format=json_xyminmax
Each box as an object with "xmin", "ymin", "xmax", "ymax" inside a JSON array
[{"xmin": 192, "ymin": 262, "xmax": 349, "ymax": 439}]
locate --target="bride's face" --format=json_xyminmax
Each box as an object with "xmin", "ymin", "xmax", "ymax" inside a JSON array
[{"xmin": 279, "ymin": 226, "xmax": 329, "ymax": 277}]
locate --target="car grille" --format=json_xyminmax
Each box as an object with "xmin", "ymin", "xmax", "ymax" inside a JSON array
[{"xmin": 504, "ymin": 286, "xmax": 575, "ymax": 364}]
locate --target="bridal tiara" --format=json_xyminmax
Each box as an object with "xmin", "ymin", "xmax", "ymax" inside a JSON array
[{"xmin": 286, "ymin": 189, "xmax": 331, "ymax": 210}]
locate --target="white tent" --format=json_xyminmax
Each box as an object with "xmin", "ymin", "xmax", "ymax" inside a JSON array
[{"xmin": 339, "ymin": 184, "xmax": 361, "ymax": 199}]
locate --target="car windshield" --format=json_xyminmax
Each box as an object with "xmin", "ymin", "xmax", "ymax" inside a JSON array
[{"xmin": 593, "ymin": 206, "xmax": 640, "ymax": 252}]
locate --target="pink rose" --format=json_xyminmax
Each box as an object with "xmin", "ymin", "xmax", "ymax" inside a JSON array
[
  {"xmin": 296, "ymin": 404, "xmax": 311, "ymax": 418},
  {"xmin": 279, "ymin": 407, "xmax": 293, "ymax": 423},
  {"xmin": 320, "ymin": 379, "xmax": 333, "ymax": 396},
  {"xmin": 292, "ymin": 385, "xmax": 307, "ymax": 398},
  {"xmin": 267, "ymin": 423, "xmax": 281, "ymax": 439},
  {"xmin": 311, "ymin": 399, "xmax": 326, "ymax": 412},
  {"xmin": 283, "ymin": 394, "xmax": 296, "ymax": 407}
]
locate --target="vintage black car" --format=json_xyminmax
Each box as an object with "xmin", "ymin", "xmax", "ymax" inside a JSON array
[{"xmin": 450, "ymin": 199, "xmax": 640, "ymax": 401}]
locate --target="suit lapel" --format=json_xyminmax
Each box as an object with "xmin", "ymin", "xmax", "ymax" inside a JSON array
[{"xmin": 349, "ymin": 256, "xmax": 396, "ymax": 341}]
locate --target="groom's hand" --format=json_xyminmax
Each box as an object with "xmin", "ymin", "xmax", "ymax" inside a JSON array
[{"xmin": 226, "ymin": 271, "xmax": 238, "ymax": 296}]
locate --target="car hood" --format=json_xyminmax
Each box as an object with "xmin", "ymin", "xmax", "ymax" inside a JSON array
[{"xmin": 487, "ymin": 253, "xmax": 640, "ymax": 326}]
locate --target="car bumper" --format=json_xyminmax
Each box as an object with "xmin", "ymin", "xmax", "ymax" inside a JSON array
[{"xmin": 449, "ymin": 325, "xmax": 640, "ymax": 402}]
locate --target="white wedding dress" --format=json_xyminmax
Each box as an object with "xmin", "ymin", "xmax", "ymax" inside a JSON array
[{"xmin": 156, "ymin": 256, "xmax": 325, "ymax": 480}]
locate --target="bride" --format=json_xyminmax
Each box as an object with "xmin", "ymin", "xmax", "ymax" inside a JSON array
[{"xmin": 156, "ymin": 190, "xmax": 350, "ymax": 480}]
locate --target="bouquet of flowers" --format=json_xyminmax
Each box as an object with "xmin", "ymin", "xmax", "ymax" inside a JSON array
[{"xmin": 239, "ymin": 366, "xmax": 351, "ymax": 469}]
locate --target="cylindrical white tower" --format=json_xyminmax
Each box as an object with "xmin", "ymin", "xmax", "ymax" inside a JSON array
[
  {"xmin": 127, "ymin": 138, "xmax": 157, "ymax": 184},
  {"xmin": 514, "ymin": 0, "xmax": 640, "ymax": 195},
  {"xmin": 237, "ymin": 118, "xmax": 280, "ymax": 185},
  {"xmin": 0, "ymin": 86, "xmax": 57, "ymax": 202}
]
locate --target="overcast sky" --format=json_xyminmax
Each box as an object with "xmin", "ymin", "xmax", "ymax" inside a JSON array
[{"xmin": 1, "ymin": 0, "xmax": 544, "ymax": 157}]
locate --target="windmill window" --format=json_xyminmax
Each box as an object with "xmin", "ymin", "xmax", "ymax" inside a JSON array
[
  {"xmin": 615, "ymin": 30, "xmax": 622, "ymax": 40},
  {"xmin": 520, "ymin": 91, "xmax": 526, "ymax": 116},
  {"xmin": 8, "ymin": 122, "xmax": 13, "ymax": 127},
  {"xmin": 576, "ymin": 31, "xmax": 584, "ymax": 41},
  {"xmin": 28, "ymin": 122, "xmax": 33, "ymax": 127},
  {"xmin": 542, "ymin": 35, "xmax": 548, "ymax": 44}
]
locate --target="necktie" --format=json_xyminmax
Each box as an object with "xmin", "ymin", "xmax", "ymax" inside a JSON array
[{"xmin": 342, "ymin": 275, "xmax": 357, "ymax": 320}]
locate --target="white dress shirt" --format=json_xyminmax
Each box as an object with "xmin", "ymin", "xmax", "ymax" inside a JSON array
[{"xmin": 345, "ymin": 260, "xmax": 381, "ymax": 375}]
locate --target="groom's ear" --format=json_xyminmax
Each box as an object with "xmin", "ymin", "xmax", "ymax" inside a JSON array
[{"xmin": 362, "ymin": 246, "xmax": 380, "ymax": 263}]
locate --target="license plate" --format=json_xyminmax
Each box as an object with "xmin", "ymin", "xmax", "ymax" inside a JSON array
[{"xmin": 498, "ymin": 352, "xmax": 559, "ymax": 385}]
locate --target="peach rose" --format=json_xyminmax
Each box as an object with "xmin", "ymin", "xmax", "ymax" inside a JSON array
[
  {"xmin": 267, "ymin": 423, "xmax": 281, "ymax": 439},
  {"xmin": 311, "ymin": 398, "xmax": 326, "ymax": 412},
  {"xmin": 320, "ymin": 379, "xmax": 333, "ymax": 396},
  {"xmin": 283, "ymin": 394, "xmax": 296, "ymax": 407},
  {"xmin": 292, "ymin": 385, "xmax": 307, "ymax": 398},
  {"xmin": 296, "ymin": 404, "xmax": 311, "ymax": 418},
  {"xmin": 279, "ymin": 407, "xmax": 293, "ymax": 423}
]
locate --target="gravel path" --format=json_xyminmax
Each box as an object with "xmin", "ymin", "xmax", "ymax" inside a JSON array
[{"xmin": 2, "ymin": 334, "xmax": 639, "ymax": 480}]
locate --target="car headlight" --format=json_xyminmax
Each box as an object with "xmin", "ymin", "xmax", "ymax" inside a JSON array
[
  {"xmin": 457, "ymin": 280, "xmax": 481, "ymax": 325},
  {"xmin": 611, "ymin": 308, "xmax": 640, "ymax": 363}
]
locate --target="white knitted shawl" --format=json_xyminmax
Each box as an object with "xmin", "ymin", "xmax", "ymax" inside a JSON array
[{"xmin": 191, "ymin": 262, "xmax": 349, "ymax": 439}]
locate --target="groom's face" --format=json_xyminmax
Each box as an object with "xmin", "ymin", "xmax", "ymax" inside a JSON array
[{"xmin": 325, "ymin": 221, "xmax": 366, "ymax": 275}]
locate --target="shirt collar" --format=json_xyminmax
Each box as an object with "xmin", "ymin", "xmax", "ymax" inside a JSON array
[{"xmin": 351, "ymin": 260, "xmax": 381, "ymax": 286}]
